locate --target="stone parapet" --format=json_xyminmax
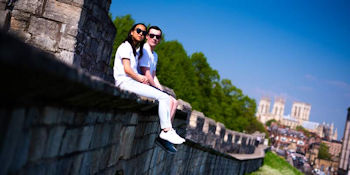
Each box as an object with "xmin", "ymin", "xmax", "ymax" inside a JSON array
[
  {"xmin": 0, "ymin": 31, "xmax": 264, "ymax": 175},
  {"xmin": 186, "ymin": 109, "xmax": 265, "ymax": 154}
]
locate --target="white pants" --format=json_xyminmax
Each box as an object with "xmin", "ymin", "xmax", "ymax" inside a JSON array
[{"xmin": 118, "ymin": 79, "xmax": 172, "ymax": 129}]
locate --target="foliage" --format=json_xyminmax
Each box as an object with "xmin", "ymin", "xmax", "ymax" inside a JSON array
[
  {"xmin": 318, "ymin": 143, "xmax": 332, "ymax": 160},
  {"xmin": 266, "ymin": 119, "xmax": 277, "ymax": 127},
  {"xmin": 249, "ymin": 152, "xmax": 303, "ymax": 175},
  {"xmin": 295, "ymin": 125, "xmax": 311, "ymax": 137},
  {"xmin": 110, "ymin": 14, "xmax": 266, "ymax": 134}
]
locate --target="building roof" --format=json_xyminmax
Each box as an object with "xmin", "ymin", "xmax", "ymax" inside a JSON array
[{"xmin": 302, "ymin": 121, "xmax": 320, "ymax": 130}]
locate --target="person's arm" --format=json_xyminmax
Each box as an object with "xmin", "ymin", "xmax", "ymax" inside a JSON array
[
  {"xmin": 140, "ymin": 66, "xmax": 157, "ymax": 87},
  {"xmin": 122, "ymin": 59, "xmax": 148, "ymax": 84},
  {"xmin": 153, "ymin": 75, "xmax": 163, "ymax": 91}
]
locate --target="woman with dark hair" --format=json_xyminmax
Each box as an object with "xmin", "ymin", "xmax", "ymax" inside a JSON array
[{"xmin": 113, "ymin": 23, "xmax": 185, "ymax": 149}]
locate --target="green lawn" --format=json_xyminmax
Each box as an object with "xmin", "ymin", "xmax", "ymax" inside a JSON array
[{"xmin": 248, "ymin": 151, "xmax": 303, "ymax": 175}]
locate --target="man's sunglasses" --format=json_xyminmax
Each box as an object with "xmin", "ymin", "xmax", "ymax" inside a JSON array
[
  {"xmin": 149, "ymin": 34, "xmax": 161, "ymax": 39},
  {"xmin": 136, "ymin": 28, "xmax": 147, "ymax": 36}
]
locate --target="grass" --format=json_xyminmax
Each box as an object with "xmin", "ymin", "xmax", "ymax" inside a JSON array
[{"xmin": 248, "ymin": 151, "xmax": 303, "ymax": 175}]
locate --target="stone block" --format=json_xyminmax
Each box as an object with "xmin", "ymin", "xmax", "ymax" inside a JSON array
[
  {"xmin": 0, "ymin": 9, "xmax": 10, "ymax": 30},
  {"xmin": 107, "ymin": 144, "xmax": 120, "ymax": 167},
  {"xmin": 43, "ymin": 0, "xmax": 81, "ymax": 24},
  {"xmin": 58, "ymin": 35, "xmax": 76, "ymax": 52},
  {"xmin": 28, "ymin": 127, "xmax": 47, "ymax": 162},
  {"xmin": 56, "ymin": 50, "xmax": 74, "ymax": 65},
  {"xmin": 56, "ymin": 0, "xmax": 84, "ymax": 7},
  {"xmin": 61, "ymin": 110, "xmax": 74, "ymax": 124},
  {"xmin": 119, "ymin": 126, "xmax": 136, "ymax": 159},
  {"xmin": 39, "ymin": 106, "xmax": 61, "ymax": 125},
  {"xmin": 14, "ymin": 0, "xmax": 45, "ymax": 14},
  {"xmin": 0, "ymin": 108, "xmax": 26, "ymax": 175},
  {"xmin": 79, "ymin": 126, "xmax": 94, "ymax": 151},
  {"xmin": 69, "ymin": 154, "xmax": 83, "ymax": 174},
  {"xmin": 28, "ymin": 17, "xmax": 60, "ymax": 51},
  {"xmin": 80, "ymin": 150, "xmax": 103, "ymax": 174},
  {"xmin": 44, "ymin": 126, "xmax": 65, "ymax": 158},
  {"xmin": 110, "ymin": 123, "xmax": 122, "ymax": 144},
  {"xmin": 11, "ymin": 10, "xmax": 31, "ymax": 21},
  {"xmin": 60, "ymin": 126, "xmax": 93, "ymax": 155},
  {"xmin": 10, "ymin": 17, "xmax": 27, "ymax": 31}
]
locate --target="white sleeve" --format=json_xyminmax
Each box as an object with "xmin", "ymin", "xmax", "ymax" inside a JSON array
[
  {"xmin": 119, "ymin": 43, "xmax": 132, "ymax": 59},
  {"xmin": 139, "ymin": 49, "xmax": 150, "ymax": 68}
]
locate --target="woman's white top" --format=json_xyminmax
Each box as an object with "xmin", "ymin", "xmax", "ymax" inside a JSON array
[{"xmin": 113, "ymin": 41, "xmax": 139, "ymax": 86}]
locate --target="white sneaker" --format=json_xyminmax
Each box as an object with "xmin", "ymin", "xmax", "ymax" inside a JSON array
[{"xmin": 159, "ymin": 128, "xmax": 186, "ymax": 144}]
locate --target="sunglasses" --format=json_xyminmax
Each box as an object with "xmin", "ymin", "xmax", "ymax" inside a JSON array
[
  {"xmin": 149, "ymin": 34, "xmax": 161, "ymax": 39},
  {"xmin": 136, "ymin": 28, "xmax": 147, "ymax": 36}
]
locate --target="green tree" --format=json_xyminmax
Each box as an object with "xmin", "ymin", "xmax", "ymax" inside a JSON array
[
  {"xmin": 110, "ymin": 14, "xmax": 135, "ymax": 67},
  {"xmin": 265, "ymin": 119, "xmax": 277, "ymax": 127},
  {"xmin": 296, "ymin": 125, "xmax": 311, "ymax": 137},
  {"xmin": 318, "ymin": 142, "xmax": 332, "ymax": 160}
]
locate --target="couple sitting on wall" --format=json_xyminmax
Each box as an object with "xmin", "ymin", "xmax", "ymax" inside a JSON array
[{"xmin": 113, "ymin": 23, "xmax": 184, "ymax": 154}]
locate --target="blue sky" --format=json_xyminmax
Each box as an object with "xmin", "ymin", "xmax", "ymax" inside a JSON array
[{"xmin": 110, "ymin": 0, "xmax": 350, "ymax": 140}]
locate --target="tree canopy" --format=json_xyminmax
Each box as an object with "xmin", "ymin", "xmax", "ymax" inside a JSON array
[
  {"xmin": 318, "ymin": 142, "xmax": 332, "ymax": 161},
  {"xmin": 110, "ymin": 14, "xmax": 266, "ymax": 134}
]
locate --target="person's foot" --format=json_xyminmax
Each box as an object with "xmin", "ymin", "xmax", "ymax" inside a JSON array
[
  {"xmin": 155, "ymin": 137, "xmax": 177, "ymax": 154},
  {"xmin": 159, "ymin": 128, "xmax": 185, "ymax": 144}
]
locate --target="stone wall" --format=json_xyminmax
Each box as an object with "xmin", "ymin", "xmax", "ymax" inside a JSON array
[
  {"xmin": 0, "ymin": 0, "xmax": 116, "ymax": 82},
  {"xmin": 0, "ymin": 31, "xmax": 265, "ymax": 175}
]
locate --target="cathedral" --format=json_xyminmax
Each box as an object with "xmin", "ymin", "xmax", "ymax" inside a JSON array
[{"xmin": 256, "ymin": 97, "xmax": 337, "ymax": 140}]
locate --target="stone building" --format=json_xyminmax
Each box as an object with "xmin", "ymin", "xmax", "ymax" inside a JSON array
[
  {"xmin": 256, "ymin": 97, "xmax": 338, "ymax": 140},
  {"xmin": 291, "ymin": 102, "xmax": 311, "ymax": 123},
  {"xmin": 268, "ymin": 124, "xmax": 307, "ymax": 153},
  {"xmin": 338, "ymin": 108, "xmax": 350, "ymax": 175},
  {"xmin": 323, "ymin": 140, "xmax": 343, "ymax": 159}
]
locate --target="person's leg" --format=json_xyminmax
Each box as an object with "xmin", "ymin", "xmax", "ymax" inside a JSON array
[
  {"xmin": 119, "ymin": 80, "xmax": 172, "ymax": 129},
  {"xmin": 170, "ymin": 96, "xmax": 178, "ymax": 121},
  {"xmin": 119, "ymin": 80, "xmax": 185, "ymax": 144}
]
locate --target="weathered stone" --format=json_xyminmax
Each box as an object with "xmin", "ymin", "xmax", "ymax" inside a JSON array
[
  {"xmin": 9, "ymin": 17, "xmax": 27, "ymax": 33},
  {"xmin": 14, "ymin": 0, "xmax": 45, "ymax": 14},
  {"xmin": 28, "ymin": 17, "xmax": 60, "ymax": 51},
  {"xmin": 40, "ymin": 106, "xmax": 61, "ymax": 125},
  {"xmin": 58, "ymin": 35, "xmax": 76, "ymax": 51},
  {"xmin": 43, "ymin": 0, "xmax": 81, "ymax": 24},
  {"xmin": 11, "ymin": 10, "xmax": 31, "ymax": 21},
  {"xmin": 119, "ymin": 126, "xmax": 136, "ymax": 159},
  {"xmin": 44, "ymin": 126, "xmax": 65, "ymax": 158},
  {"xmin": 28, "ymin": 127, "xmax": 47, "ymax": 162},
  {"xmin": 69, "ymin": 154, "xmax": 83, "ymax": 174},
  {"xmin": 0, "ymin": 109, "xmax": 26, "ymax": 175},
  {"xmin": 110, "ymin": 123, "xmax": 122, "ymax": 144},
  {"xmin": 56, "ymin": 0, "xmax": 84, "ymax": 7},
  {"xmin": 56, "ymin": 50, "xmax": 74, "ymax": 65}
]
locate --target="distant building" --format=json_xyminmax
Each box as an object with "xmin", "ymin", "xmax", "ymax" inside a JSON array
[
  {"xmin": 256, "ymin": 97, "xmax": 338, "ymax": 140},
  {"xmin": 338, "ymin": 107, "xmax": 350, "ymax": 175},
  {"xmin": 268, "ymin": 124, "xmax": 307, "ymax": 153},
  {"xmin": 291, "ymin": 102, "xmax": 311, "ymax": 123}
]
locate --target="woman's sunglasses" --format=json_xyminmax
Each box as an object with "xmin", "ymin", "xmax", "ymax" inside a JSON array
[
  {"xmin": 149, "ymin": 34, "xmax": 161, "ymax": 39},
  {"xmin": 136, "ymin": 28, "xmax": 147, "ymax": 36}
]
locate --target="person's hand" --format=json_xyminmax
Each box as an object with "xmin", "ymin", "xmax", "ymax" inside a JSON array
[{"xmin": 139, "ymin": 75, "xmax": 149, "ymax": 84}]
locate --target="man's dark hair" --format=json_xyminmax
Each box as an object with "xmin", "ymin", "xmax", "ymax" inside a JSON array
[{"xmin": 148, "ymin": 26, "xmax": 162, "ymax": 36}]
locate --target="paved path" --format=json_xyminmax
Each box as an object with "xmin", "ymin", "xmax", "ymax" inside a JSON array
[{"xmin": 230, "ymin": 145, "xmax": 267, "ymax": 160}]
